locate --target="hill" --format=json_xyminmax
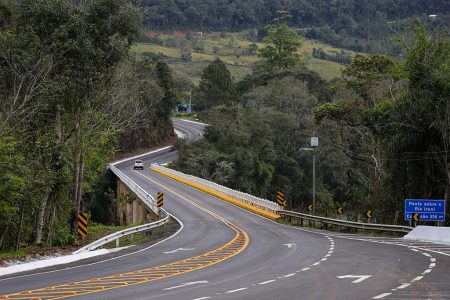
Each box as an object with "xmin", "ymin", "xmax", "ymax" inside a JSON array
[
  {"xmin": 133, "ymin": 31, "xmax": 347, "ymax": 85},
  {"xmin": 139, "ymin": 0, "xmax": 450, "ymax": 54}
]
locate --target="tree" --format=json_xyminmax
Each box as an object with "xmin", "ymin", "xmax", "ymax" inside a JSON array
[
  {"xmin": 197, "ymin": 58, "xmax": 235, "ymax": 109},
  {"xmin": 257, "ymin": 22, "xmax": 304, "ymax": 71}
]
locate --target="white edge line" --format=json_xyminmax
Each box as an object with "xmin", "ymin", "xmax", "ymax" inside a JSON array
[
  {"xmin": 111, "ymin": 146, "xmax": 172, "ymax": 166},
  {"xmin": 0, "ymin": 211, "xmax": 185, "ymax": 281},
  {"xmin": 175, "ymin": 119, "xmax": 207, "ymax": 126}
]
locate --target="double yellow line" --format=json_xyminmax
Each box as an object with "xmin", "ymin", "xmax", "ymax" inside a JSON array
[{"xmin": 1, "ymin": 174, "xmax": 249, "ymax": 300}]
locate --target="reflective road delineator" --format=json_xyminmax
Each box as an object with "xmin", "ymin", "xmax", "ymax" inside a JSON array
[
  {"xmin": 157, "ymin": 192, "xmax": 164, "ymax": 208},
  {"xmin": 77, "ymin": 212, "xmax": 88, "ymax": 238},
  {"xmin": 277, "ymin": 191, "xmax": 286, "ymax": 207}
]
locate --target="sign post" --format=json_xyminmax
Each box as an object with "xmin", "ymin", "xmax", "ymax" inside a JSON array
[{"xmin": 404, "ymin": 199, "xmax": 446, "ymax": 224}]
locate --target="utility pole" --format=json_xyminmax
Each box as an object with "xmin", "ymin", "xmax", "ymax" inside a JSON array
[
  {"xmin": 189, "ymin": 87, "xmax": 192, "ymax": 114},
  {"xmin": 311, "ymin": 133, "xmax": 318, "ymax": 214},
  {"xmin": 300, "ymin": 132, "xmax": 319, "ymax": 214}
]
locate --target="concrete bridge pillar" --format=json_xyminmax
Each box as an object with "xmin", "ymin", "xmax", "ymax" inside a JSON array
[{"xmin": 115, "ymin": 177, "xmax": 153, "ymax": 225}]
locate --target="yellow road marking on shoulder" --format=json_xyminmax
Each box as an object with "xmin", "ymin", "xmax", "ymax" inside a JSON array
[
  {"xmin": 1, "ymin": 173, "xmax": 249, "ymax": 300},
  {"xmin": 151, "ymin": 167, "xmax": 280, "ymax": 220}
]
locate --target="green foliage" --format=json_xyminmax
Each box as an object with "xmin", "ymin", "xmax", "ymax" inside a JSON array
[
  {"xmin": 140, "ymin": 0, "xmax": 449, "ymax": 53},
  {"xmin": 342, "ymin": 54, "xmax": 400, "ymax": 101},
  {"xmin": 197, "ymin": 58, "xmax": 236, "ymax": 109},
  {"xmin": 0, "ymin": 0, "xmax": 175, "ymax": 251},
  {"xmin": 258, "ymin": 23, "xmax": 304, "ymax": 71}
]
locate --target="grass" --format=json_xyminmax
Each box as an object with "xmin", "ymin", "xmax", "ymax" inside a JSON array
[
  {"xmin": 0, "ymin": 248, "xmax": 28, "ymax": 260},
  {"xmin": 133, "ymin": 31, "xmax": 351, "ymax": 85},
  {"xmin": 306, "ymin": 58, "xmax": 344, "ymax": 81}
]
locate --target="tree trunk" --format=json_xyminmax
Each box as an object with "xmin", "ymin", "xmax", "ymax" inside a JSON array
[
  {"xmin": 15, "ymin": 208, "xmax": 24, "ymax": 251},
  {"xmin": 0, "ymin": 227, "xmax": 8, "ymax": 250},
  {"xmin": 445, "ymin": 160, "xmax": 450, "ymax": 221},
  {"xmin": 35, "ymin": 190, "xmax": 50, "ymax": 244},
  {"xmin": 77, "ymin": 152, "xmax": 85, "ymax": 212}
]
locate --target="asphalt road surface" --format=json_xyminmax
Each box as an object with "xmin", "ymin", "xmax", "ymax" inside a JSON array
[{"xmin": 1, "ymin": 119, "xmax": 449, "ymax": 300}]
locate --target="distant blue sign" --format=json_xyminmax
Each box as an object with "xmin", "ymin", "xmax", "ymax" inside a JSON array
[{"xmin": 404, "ymin": 199, "xmax": 446, "ymax": 221}]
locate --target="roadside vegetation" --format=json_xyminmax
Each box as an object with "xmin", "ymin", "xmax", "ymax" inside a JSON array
[
  {"xmin": 133, "ymin": 30, "xmax": 347, "ymax": 84},
  {"xmin": 0, "ymin": 0, "xmax": 177, "ymax": 253},
  {"xmin": 172, "ymin": 19, "xmax": 450, "ymax": 225}
]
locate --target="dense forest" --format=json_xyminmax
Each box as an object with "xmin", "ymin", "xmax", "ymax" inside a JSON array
[
  {"xmin": 140, "ymin": 0, "xmax": 450, "ymax": 53},
  {"xmin": 173, "ymin": 22, "xmax": 450, "ymax": 224},
  {"xmin": 0, "ymin": 0, "xmax": 176, "ymax": 251}
]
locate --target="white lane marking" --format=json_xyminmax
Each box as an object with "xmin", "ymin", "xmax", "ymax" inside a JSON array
[
  {"xmin": 430, "ymin": 263, "xmax": 436, "ymax": 267},
  {"xmin": 321, "ymin": 258, "xmax": 327, "ymax": 262},
  {"xmin": 225, "ymin": 287, "xmax": 248, "ymax": 293},
  {"xmin": 412, "ymin": 276, "xmax": 423, "ymax": 282},
  {"xmin": 164, "ymin": 248, "xmax": 194, "ymax": 254},
  {"xmin": 312, "ymin": 262, "xmax": 320, "ymax": 266},
  {"xmin": 163, "ymin": 281, "xmax": 209, "ymax": 290},
  {"xmin": 283, "ymin": 243, "xmax": 296, "ymax": 248},
  {"xmin": 422, "ymin": 253, "xmax": 431, "ymax": 257},
  {"xmin": 258, "ymin": 280, "xmax": 276, "ymax": 285},
  {"xmin": 300, "ymin": 267, "xmax": 310, "ymax": 271},
  {"xmin": 337, "ymin": 274, "xmax": 372, "ymax": 283},
  {"xmin": 192, "ymin": 297, "xmax": 210, "ymax": 300},
  {"xmin": 395, "ymin": 283, "xmax": 411, "ymax": 290},
  {"xmin": 422, "ymin": 269, "xmax": 432, "ymax": 274},
  {"xmin": 372, "ymin": 293, "xmax": 392, "ymax": 299},
  {"xmin": 430, "ymin": 258, "xmax": 436, "ymax": 262},
  {"xmin": 283, "ymin": 273, "xmax": 296, "ymax": 278}
]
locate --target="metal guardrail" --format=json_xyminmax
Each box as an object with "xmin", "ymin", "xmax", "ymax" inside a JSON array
[
  {"xmin": 151, "ymin": 165, "xmax": 282, "ymax": 214},
  {"xmin": 73, "ymin": 214, "xmax": 170, "ymax": 254},
  {"xmin": 109, "ymin": 164, "xmax": 160, "ymax": 215},
  {"xmin": 73, "ymin": 164, "xmax": 170, "ymax": 254},
  {"xmin": 278, "ymin": 210, "xmax": 413, "ymax": 233}
]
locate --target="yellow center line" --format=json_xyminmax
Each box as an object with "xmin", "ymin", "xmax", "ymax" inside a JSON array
[{"xmin": 1, "ymin": 170, "xmax": 249, "ymax": 300}]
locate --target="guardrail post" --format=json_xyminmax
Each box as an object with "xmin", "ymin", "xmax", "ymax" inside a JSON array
[
  {"xmin": 116, "ymin": 238, "xmax": 120, "ymax": 248},
  {"xmin": 130, "ymin": 234, "xmax": 134, "ymax": 242}
]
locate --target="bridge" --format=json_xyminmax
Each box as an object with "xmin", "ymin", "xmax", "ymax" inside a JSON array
[{"xmin": 1, "ymin": 119, "xmax": 450, "ymax": 300}]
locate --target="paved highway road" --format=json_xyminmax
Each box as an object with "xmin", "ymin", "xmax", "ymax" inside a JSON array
[{"xmin": 1, "ymin": 119, "xmax": 449, "ymax": 300}]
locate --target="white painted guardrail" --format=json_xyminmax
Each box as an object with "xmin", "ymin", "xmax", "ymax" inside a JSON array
[
  {"xmin": 278, "ymin": 210, "xmax": 413, "ymax": 233},
  {"xmin": 109, "ymin": 164, "xmax": 160, "ymax": 215},
  {"xmin": 151, "ymin": 165, "xmax": 282, "ymax": 213},
  {"xmin": 73, "ymin": 214, "xmax": 169, "ymax": 253},
  {"xmin": 74, "ymin": 164, "xmax": 170, "ymax": 253}
]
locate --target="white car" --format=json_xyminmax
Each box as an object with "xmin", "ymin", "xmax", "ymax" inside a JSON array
[{"xmin": 133, "ymin": 160, "xmax": 144, "ymax": 170}]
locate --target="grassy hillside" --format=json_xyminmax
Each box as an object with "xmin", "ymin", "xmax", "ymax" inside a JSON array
[{"xmin": 133, "ymin": 32, "xmax": 347, "ymax": 85}]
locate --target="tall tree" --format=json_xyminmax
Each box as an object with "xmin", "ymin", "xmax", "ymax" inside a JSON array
[{"xmin": 197, "ymin": 58, "xmax": 235, "ymax": 109}]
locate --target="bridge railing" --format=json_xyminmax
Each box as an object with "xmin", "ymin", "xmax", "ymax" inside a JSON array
[
  {"xmin": 73, "ymin": 164, "xmax": 170, "ymax": 253},
  {"xmin": 151, "ymin": 164, "xmax": 282, "ymax": 214},
  {"xmin": 109, "ymin": 164, "xmax": 160, "ymax": 215},
  {"xmin": 278, "ymin": 210, "xmax": 413, "ymax": 233}
]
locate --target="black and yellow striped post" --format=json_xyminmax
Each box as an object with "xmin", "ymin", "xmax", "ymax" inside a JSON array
[
  {"xmin": 157, "ymin": 192, "xmax": 164, "ymax": 208},
  {"xmin": 77, "ymin": 212, "xmax": 88, "ymax": 238},
  {"xmin": 276, "ymin": 191, "xmax": 287, "ymax": 207}
]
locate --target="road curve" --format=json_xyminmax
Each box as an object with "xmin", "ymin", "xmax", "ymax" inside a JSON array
[{"xmin": 1, "ymin": 119, "xmax": 449, "ymax": 300}]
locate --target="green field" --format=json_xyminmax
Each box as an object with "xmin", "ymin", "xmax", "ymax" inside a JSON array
[{"xmin": 133, "ymin": 31, "xmax": 349, "ymax": 85}]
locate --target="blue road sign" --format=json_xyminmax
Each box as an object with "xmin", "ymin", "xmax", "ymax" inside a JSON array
[{"xmin": 404, "ymin": 199, "xmax": 446, "ymax": 221}]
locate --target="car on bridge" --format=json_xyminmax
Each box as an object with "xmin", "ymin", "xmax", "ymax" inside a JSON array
[{"xmin": 133, "ymin": 160, "xmax": 144, "ymax": 170}]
